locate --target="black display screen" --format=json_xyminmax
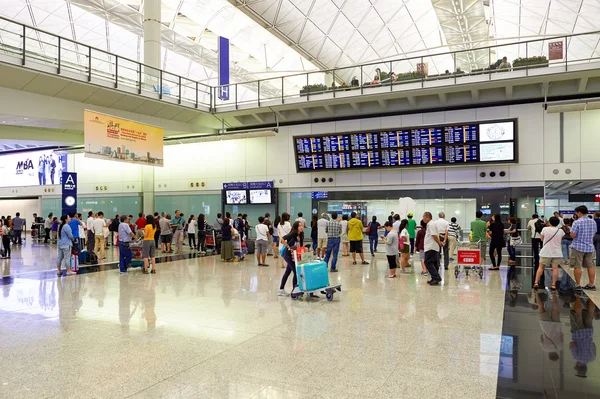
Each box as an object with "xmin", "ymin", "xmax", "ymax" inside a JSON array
[{"xmin": 294, "ymin": 119, "xmax": 517, "ymax": 172}]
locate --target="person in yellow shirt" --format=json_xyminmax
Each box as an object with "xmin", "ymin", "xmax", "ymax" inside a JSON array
[
  {"xmin": 348, "ymin": 212, "xmax": 369, "ymax": 265},
  {"xmin": 142, "ymin": 214, "xmax": 157, "ymax": 274}
]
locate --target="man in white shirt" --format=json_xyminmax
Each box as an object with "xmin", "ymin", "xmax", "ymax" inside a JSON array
[
  {"xmin": 423, "ymin": 212, "xmax": 442, "ymax": 285},
  {"xmin": 392, "ymin": 214, "xmax": 401, "ymax": 233},
  {"xmin": 527, "ymin": 213, "xmax": 544, "ymax": 268},
  {"xmin": 255, "ymin": 216, "xmax": 270, "ymax": 267},
  {"xmin": 92, "ymin": 211, "xmax": 107, "ymax": 260},
  {"xmin": 86, "ymin": 211, "xmax": 95, "ymax": 252},
  {"xmin": 553, "ymin": 212, "xmax": 564, "ymax": 228},
  {"xmin": 436, "ymin": 212, "xmax": 450, "ymax": 270},
  {"xmin": 316, "ymin": 213, "xmax": 329, "ymax": 260}
]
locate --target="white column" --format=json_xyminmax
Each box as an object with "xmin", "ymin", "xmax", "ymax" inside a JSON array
[
  {"xmin": 143, "ymin": 0, "xmax": 161, "ymax": 71},
  {"xmin": 142, "ymin": 166, "xmax": 155, "ymax": 215}
]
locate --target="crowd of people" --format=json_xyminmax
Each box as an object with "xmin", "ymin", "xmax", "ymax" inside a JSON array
[{"xmin": 1, "ymin": 205, "xmax": 599, "ymax": 295}]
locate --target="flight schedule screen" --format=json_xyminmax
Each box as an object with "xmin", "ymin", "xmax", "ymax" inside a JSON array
[{"xmin": 294, "ymin": 119, "xmax": 516, "ymax": 172}]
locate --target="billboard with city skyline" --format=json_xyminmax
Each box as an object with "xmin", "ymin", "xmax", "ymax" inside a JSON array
[{"xmin": 83, "ymin": 110, "xmax": 164, "ymax": 167}]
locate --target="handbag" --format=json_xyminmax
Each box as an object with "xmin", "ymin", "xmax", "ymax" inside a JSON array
[
  {"xmin": 279, "ymin": 245, "xmax": 287, "ymax": 257},
  {"xmin": 365, "ymin": 223, "xmax": 371, "ymax": 235},
  {"xmin": 398, "ymin": 233, "xmax": 405, "ymax": 251}
]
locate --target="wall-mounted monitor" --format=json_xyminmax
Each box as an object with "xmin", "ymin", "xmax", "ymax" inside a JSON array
[
  {"xmin": 249, "ymin": 189, "xmax": 272, "ymax": 204},
  {"xmin": 293, "ymin": 118, "xmax": 517, "ymax": 172},
  {"xmin": 225, "ymin": 190, "xmax": 247, "ymax": 204}
]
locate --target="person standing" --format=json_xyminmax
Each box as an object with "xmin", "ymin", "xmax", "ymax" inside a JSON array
[
  {"xmin": 187, "ymin": 215, "xmax": 197, "ymax": 250},
  {"xmin": 416, "ymin": 219, "xmax": 428, "ymax": 276},
  {"xmin": 1, "ymin": 219, "xmax": 10, "ymax": 259},
  {"xmin": 487, "ymin": 213, "xmax": 505, "ymax": 270},
  {"xmin": 142, "ymin": 214, "xmax": 157, "ymax": 274},
  {"xmin": 56, "ymin": 214, "xmax": 77, "ymax": 276},
  {"xmin": 348, "ymin": 212, "xmax": 368, "ymax": 265},
  {"xmin": 367, "ymin": 216, "xmax": 381, "ymax": 256},
  {"xmin": 310, "ymin": 214, "xmax": 319, "ymax": 255},
  {"xmin": 295, "ymin": 212, "xmax": 307, "ymax": 246},
  {"xmin": 470, "ymin": 211, "xmax": 487, "ymax": 265},
  {"xmin": 11, "ymin": 213, "xmax": 23, "ymax": 245},
  {"xmin": 86, "ymin": 211, "xmax": 95, "ymax": 252},
  {"xmin": 68, "ymin": 212, "xmax": 83, "ymax": 254},
  {"xmin": 278, "ymin": 221, "xmax": 304, "ymax": 296},
  {"xmin": 160, "ymin": 214, "xmax": 172, "ymax": 253},
  {"xmin": 255, "ymin": 216, "xmax": 270, "ymax": 267},
  {"xmin": 594, "ymin": 212, "xmax": 600, "ymax": 266},
  {"xmin": 382, "ymin": 221, "xmax": 399, "ymax": 278},
  {"xmin": 220, "ymin": 218, "xmax": 234, "ymax": 262},
  {"xmin": 44, "ymin": 213, "xmax": 53, "ymax": 243},
  {"xmin": 340, "ymin": 214, "xmax": 349, "ymax": 256},
  {"xmin": 233, "ymin": 214, "xmax": 245, "ymax": 243},
  {"xmin": 109, "ymin": 215, "xmax": 120, "ymax": 247},
  {"xmin": 135, "ymin": 213, "xmax": 146, "ymax": 232},
  {"xmin": 570, "ymin": 205, "xmax": 597, "ymax": 292},
  {"xmin": 447, "ymin": 217, "xmax": 461, "ymax": 261},
  {"xmin": 277, "ymin": 213, "xmax": 292, "ymax": 268},
  {"xmin": 562, "ymin": 218, "xmax": 573, "ymax": 266},
  {"xmin": 316, "ymin": 213, "xmax": 329, "ymax": 260},
  {"xmin": 118, "ymin": 215, "xmax": 136, "ymax": 274},
  {"xmin": 506, "ymin": 216, "xmax": 519, "ymax": 265},
  {"xmin": 533, "ymin": 216, "xmax": 565, "ymax": 291},
  {"xmin": 77, "ymin": 213, "xmax": 86, "ymax": 250},
  {"xmin": 92, "ymin": 212, "xmax": 106, "ymax": 260},
  {"xmin": 197, "ymin": 214, "xmax": 207, "ymax": 253},
  {"xmin": 272, "ymin": 215, "xmax": 281, "ymax": 259},
  {"xmin": 423, "ymin": 212, "xmax": 442, "ymax": 285},
  {"xmin": 323, "ymin": 211, "xmax": 341, "ymax": 272},
  {"xmin": 528, "ymin": 213, "xmax": 544, "ymax": 268},
  {"xmin": 51, "ymin": 217, "xmax": 59, "ymax": 244},
  {"xmin": 214, "ymin": 213, "xmax": 224, "ymax": 232},
  {"xmin": 171, "ymin": 210, "xmax": 185, "ymax": 254},
  {"xmin": 407, "ymin": 213, "xmax": 417, "ymax": 255},
  {"xmin": 436, "ymin": 212, "xmax": 450, "ymax": 270},
  {"xmin": 264, "ymin": 213, "xmax": 274, "ymax": 256}
]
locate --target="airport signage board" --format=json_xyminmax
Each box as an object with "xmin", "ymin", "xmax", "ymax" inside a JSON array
[
  {"xmin": 223, "ymin": 181, "xmax": 274, "ymax": 190},
  {"xmin": 0, "ymin": 149, "xmax": 67, "ymax": 187},
  {"xmin": 83, "ymin": 110, "xmax": 164, "ymax": 167},
  {"xmin": 62, "ymin": 172, "xmax": 77, "ymax": 216},
  {"xmin": 218, "ymin": 36, "xmax": 230, "ymax": 101},
  {"xmin": 294, "ymin": 118, "xmax": 518, "ymax": 172}
]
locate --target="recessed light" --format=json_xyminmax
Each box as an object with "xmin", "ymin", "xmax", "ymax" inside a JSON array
[
  {"xmin": 1, "ymin": 121, "xmax": 6, "ymax": 124},
  {"xmin": 23, "ymin": 117, "xmax": 28, "ymax": 120}
]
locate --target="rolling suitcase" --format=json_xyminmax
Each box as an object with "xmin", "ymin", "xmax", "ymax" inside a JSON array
[
  {"xmin": 69, "ymin": 254, "xmax": 79, "ymax": 272},
  {"xmin": 296, "ymin": 261, "xmax": 329, "ymax": 292},
  {"xmin": 247, "ymin": 239, "xmax": 256, "ymax": 255},
  {"xmin": 79, "ymin": 250, "xmax": 88, "ymax": 265}
]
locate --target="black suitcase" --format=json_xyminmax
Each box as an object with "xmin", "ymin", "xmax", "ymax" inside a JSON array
[
  {"xmin": 247, "ymin": 239, "xmax": 256, "ymax": 254},
  {"xmin": 88, "ymin": 251, "xmax": 99, "ymax": 265}
]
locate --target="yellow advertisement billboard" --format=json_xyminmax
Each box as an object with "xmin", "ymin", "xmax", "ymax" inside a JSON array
[{"xmin": 84, "ymin": 110, "xmax": 164, "ymax": 167}]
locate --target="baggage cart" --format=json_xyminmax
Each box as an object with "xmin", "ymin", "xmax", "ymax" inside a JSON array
[
  {"xmin": 232, "ymin": 233, "xmax": 246, "ymax": 261},
  {"xmin": 454, "ymin": 241, "xmax": 484, "ymax": 278},
  {"xmin": 290, "ymin": 249, "xmax": 341, "ymax": 301},
  {"xmin": 130, "ymin": 239, "xmax": 144, "ymax": 268},
  {"xmin": 203, "ymin": 228, "xmax": 216, "ymax": 256}
]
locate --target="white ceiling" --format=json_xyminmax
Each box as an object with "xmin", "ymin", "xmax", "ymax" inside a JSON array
[{"xmin": 2, "ymin": 0, "xmax": 600, "ymax": 94}]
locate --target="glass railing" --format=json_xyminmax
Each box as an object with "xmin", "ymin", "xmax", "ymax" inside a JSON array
[{"xmin": 1, "ymin": 15, "xmax": 600, "ymax": 113}]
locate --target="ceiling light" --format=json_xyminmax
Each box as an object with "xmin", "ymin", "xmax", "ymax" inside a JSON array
[
  {"xmin": 1, "ymin": 121, "xmax": 6, "ymax": 124},
  {"xmin": 23, "ymin": 117, "xmax": 28, "ymax": 120}
]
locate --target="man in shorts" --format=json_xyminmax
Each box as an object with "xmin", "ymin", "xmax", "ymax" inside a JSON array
[
  {"xmin": 570, "ymin": 205, "xmax": 597, "ymax": 292},
  {"xmin": 255, "ymin": 216, "xmax": 270, "ymax": 267},
  {"xmin": 316, "ymin": 213, "xmax": 329, "ymax": 260},
  {"xmin": 348, "ymin": 212, "xmax": 368, "ymax": 265}
]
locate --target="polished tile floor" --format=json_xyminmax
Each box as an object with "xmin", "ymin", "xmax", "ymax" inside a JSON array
[
  {"xmin": 498, "ymin": 266, "xmax": 600, "ymax": 398},
  {"xmin": 0, "ymin": 243, "xmax": 507, "ymax": 399}
]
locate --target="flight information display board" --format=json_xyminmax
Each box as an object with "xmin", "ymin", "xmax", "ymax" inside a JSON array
[{"xmin": 294, "ymin": 119, "xmax": 517, "ymax": 172}]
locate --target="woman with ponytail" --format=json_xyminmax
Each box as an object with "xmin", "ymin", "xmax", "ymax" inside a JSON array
[{"xmin": 57, "ymin": 214, "xmax": 76, "ymax": 276}]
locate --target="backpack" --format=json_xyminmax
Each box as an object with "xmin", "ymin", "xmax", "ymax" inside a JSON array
[
  {"xmin": 534, "ymin": 219, "xmax": 545, "ymax": 234},
  {"xmin": 366, "ymin": 223, "xmax": 371, "ymax": 235}
]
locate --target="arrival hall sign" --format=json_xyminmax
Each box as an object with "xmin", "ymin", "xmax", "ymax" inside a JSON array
[{"xmin": 84, "ymin": 110, "xmax": 164, "ymax": 167}]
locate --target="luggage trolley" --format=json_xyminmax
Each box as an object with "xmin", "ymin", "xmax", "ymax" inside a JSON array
[
  {"xmin": 232, "ymin": 233, "xmax": 246, "ymax": 261},
  {"xmin": 203, "ymin": 228, "xmax": 216, "ymax": 256},
  {"xmin": 130, "ymin": 239, "xmax": 144, "ymax": 268},
  {"xmin": 454, "ymin": 241, "xmax": 484, "ymax": 278},
  {"xmin": 290, "ymin": 249, "xmax": 342, "ymax": 302}
]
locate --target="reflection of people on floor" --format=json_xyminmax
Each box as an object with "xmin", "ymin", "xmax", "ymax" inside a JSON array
[
  {"xmin": 506, "ymin": 265, "xmax": 521, "ymax": 307},
  {"xmin": 536, "ymin": 290, "xmax": 563, "ymax": 361},
  {"xmin": 569, "ymin": 296, "xmax": 596, "ymax": 378},
  {"xmin": 141, "ymin": 278, "xmax": 157, "ymax": 330}
]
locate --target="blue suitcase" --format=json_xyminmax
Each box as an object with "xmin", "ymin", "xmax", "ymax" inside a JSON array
[
  {"xmin": 79, "ymin": 250, "xmax": 88, "ymax": 265},
  {"xmin": 296, "ymin": 261, "xmax": 329, "ymax": 292}
]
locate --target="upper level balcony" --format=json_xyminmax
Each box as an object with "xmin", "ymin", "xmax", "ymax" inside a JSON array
[{"xmin": 2, "ymin": 14, "xmax": 600, "ymax": 125}]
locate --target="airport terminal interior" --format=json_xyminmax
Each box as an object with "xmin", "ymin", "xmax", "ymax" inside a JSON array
[{"xmin": 2, "ymin": 0, "xmax": 600, "ymax": 398}]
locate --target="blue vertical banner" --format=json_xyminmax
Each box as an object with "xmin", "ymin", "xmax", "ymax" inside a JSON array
[
  {"xmin": 62, "ymin": 172, "xmax": 77, "ymax": 216},
  {"xmin": 218, "ymin": 36, "xmax": 230, "ymax": 101}
]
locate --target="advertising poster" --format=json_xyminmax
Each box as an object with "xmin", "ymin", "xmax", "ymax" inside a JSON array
[
  {"xmin": 84, "ymin": 110, "xmax": 164, "ymax": 167},
  {"xmin": 0, "ymin": 149, "xmax": 67, "ymax": 187}
]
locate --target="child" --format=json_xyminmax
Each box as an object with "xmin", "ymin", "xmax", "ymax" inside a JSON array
[
  {"xmin": 51, "ymin": 217, "xmax": 59, "ymax": 243},
  {"xmin": 381, "ymin": 221, "xmax": 398, "ymax": 278}
]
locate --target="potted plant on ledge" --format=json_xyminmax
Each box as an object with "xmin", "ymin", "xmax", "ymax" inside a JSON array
[
  {"xmin": 513, "ymin": 55, "xmax": 549, "ymax": 69},
  {"xmin": 300, "ymin": 83, "xmax": 328, "ymax": 96}
]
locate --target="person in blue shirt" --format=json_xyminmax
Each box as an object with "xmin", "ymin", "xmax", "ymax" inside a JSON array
[
  {"xmin": 68, "ymin": 212, "xmax": 83, "ymax": 253},
  {"xmin": 57, "ymin": 214, "xmax": 76, "ymax": 276},
  {"xmin": 118, "ymin": 215, "xmax": 136, "ymax": 274},
  {"xmin": 570, "ymin": 205, "xmax": 598, "ymax": 292}
]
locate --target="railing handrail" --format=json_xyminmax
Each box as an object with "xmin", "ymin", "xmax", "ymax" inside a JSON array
[
  {"xmin": 2, "ymin": 13, "xmax": 600, "ymax": 110},
  {"xmin": 0, "ymin": 15, "xmax": 214, "ymax": 91}
]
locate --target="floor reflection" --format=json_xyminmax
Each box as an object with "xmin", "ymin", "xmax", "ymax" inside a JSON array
[{"xmin": 497, "ymin": 265, "xmax": 600, "ymax": 398}]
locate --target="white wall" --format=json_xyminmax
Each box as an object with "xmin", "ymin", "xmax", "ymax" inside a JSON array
[
  {"xmin": 0, "ymin": 198, "xmax": 40, "ymax": 220},
  {"xmin": 0, "ymin": 102, "xmax": 597, "ymax": 199}
]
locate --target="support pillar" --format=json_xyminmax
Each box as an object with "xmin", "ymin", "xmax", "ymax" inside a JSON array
[
  {"xmin": 143, "ymin": 0, "xmax": 161, "ymax": 74},
  {"xmin": 142, "ymin": 166, "xmax": 155, "ymax": 215}
]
